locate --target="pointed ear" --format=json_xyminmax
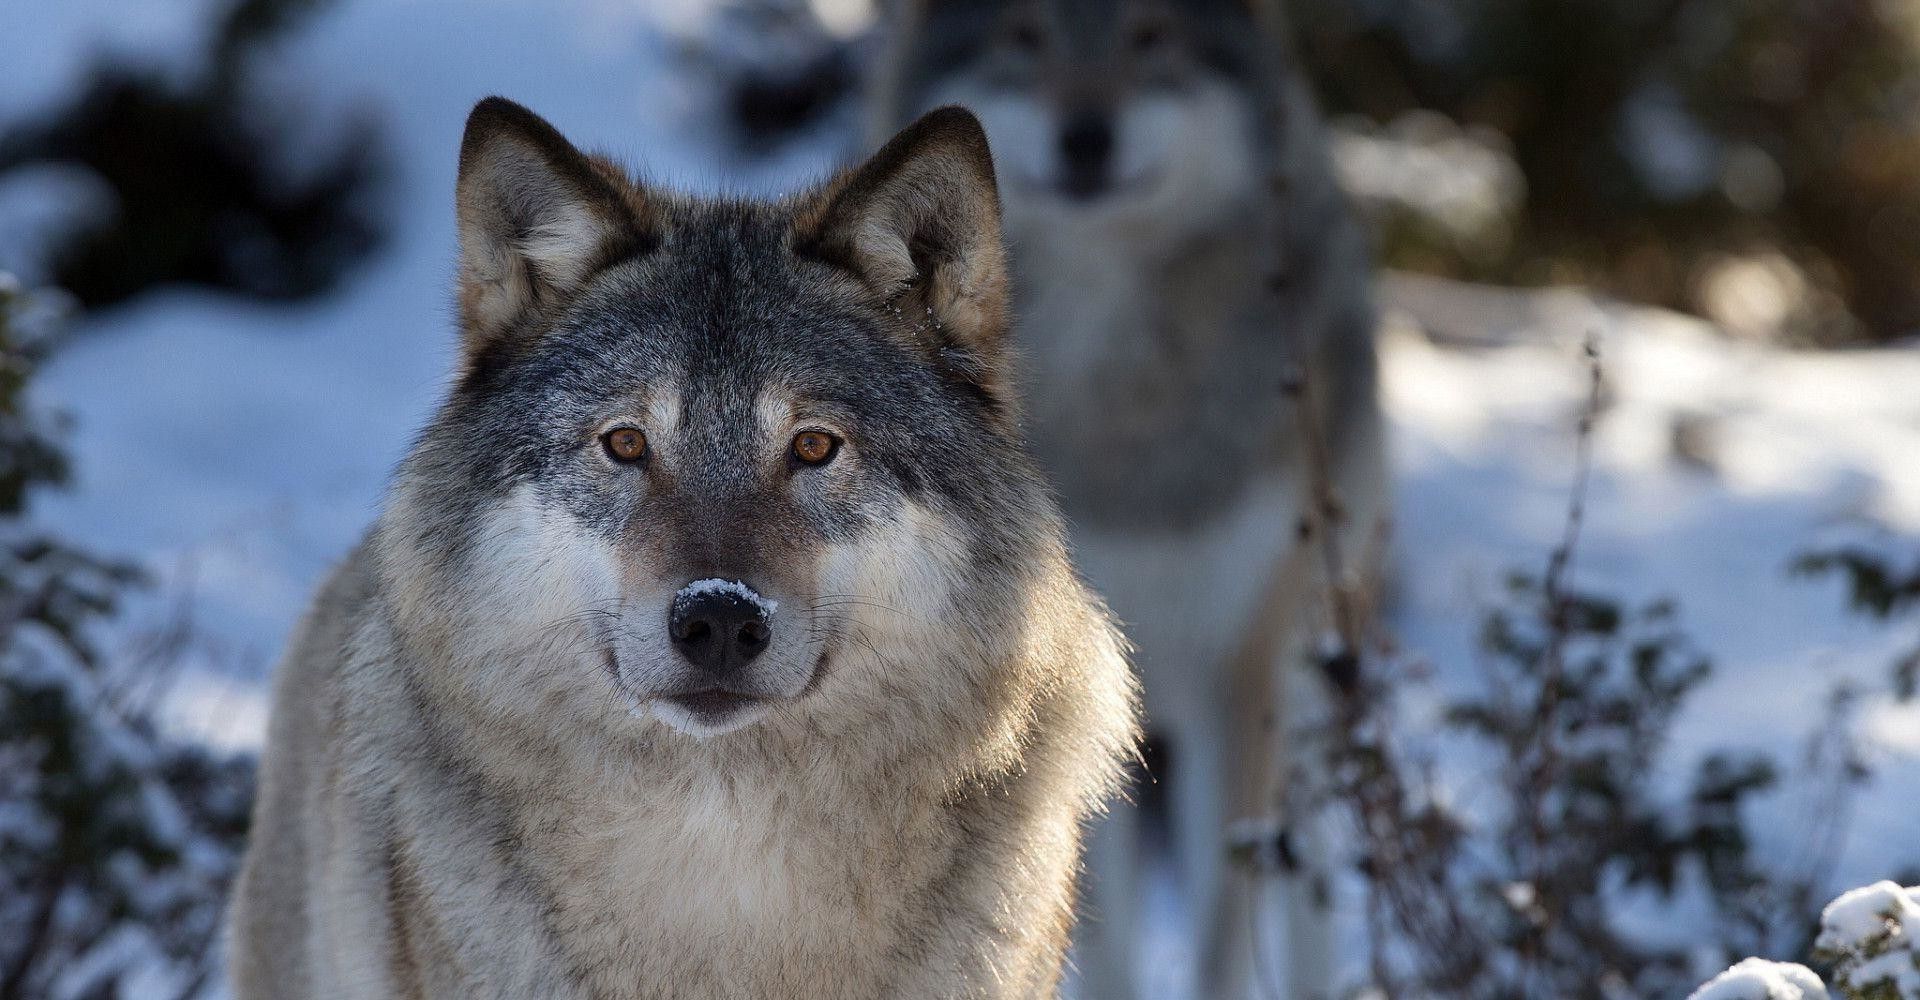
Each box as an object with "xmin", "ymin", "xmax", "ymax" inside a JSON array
[
  {"xmin": 455, "ymin": 97, "xmax": 649, "ymax": 356},
  {"xmin": 794, "ymin": 106, "xmax": 1010, "ymax": 389}
]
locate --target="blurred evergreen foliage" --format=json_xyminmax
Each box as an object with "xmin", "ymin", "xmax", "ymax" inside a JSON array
[
  {"xmin": 1291, "ymin": 0, "xmax": 1920, "ymax": 342},
  {"xmin": 1795, "ymin": 544, "xmax": 1920, "ymax": 701},
  {"xmin": 0, "ymin": 0, "xmax": 385, "ymax": 309},
  {"xmin": 0, "ymin": 279, "xmax": 254, "ymax": 999}
]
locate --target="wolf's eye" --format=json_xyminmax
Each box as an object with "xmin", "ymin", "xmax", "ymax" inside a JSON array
[
  {"xmin": 791, "ymin": 431, "xmax": 839, "ymax": 466},
  {"xmin": 1129, "ymin": 21, "xmax": 1169, "ymax": 53},
  {"xmin": 601, "ymin": 427, "xmax": 648, "ymax": 463},
  {"xmin": 1006, "ymin": 19, "xmax": 1044, "ymax": 52}
]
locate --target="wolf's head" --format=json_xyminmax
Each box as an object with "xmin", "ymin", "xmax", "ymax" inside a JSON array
[
  {"xmin": 379, "ymin": 98, "xmax": 1058, "ymax": 741},
  {"xmin": 877, "ymin": 0, "xmax": 1281, "ymax": 235}
]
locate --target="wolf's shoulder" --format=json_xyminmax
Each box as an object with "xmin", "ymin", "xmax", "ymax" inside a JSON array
[{"xmin": 261, "ymin": 539, "xmax": 388, "ymax": 751}]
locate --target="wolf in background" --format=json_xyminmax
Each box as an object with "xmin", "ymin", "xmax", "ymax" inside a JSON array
[
  {"xmin": 871, "ymin": 2, "xmax": 1388, "ymax": 997},
  {"xmin": 227, "ymin": 98, "xmax": 1138, "ymax": 999}
]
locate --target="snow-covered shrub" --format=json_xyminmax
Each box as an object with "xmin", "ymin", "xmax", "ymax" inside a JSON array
[
  {"xmin": 1814, "ymin": 882, "xmax": 1920, "ymax": 1000},
  {"xmin": 1795, "ymin": 545, "xmax": 1920, "ymax": 702},
  {"xmin": 665, "ymin": 0, "xmax": 869, "ymax": 155},
  {"xmin": 1688, "ymin": 958, "xmax": 1827, "ymax": 1000},
  {"xmin": 1690, "ymin": 881, "xmax": 1920, "ymax": 1000},
  {"xmin": 0, "ymin": 277, "xmax": 254, "ymax": 999}
]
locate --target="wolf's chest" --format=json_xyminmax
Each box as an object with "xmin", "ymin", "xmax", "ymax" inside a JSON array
[
  {"xmin": 529, "ymin": 783, "xmax": 938, "ymax": 994},
  {"xmin": 1010, "ymin": 236, "xmax": 1288, "ymax": 527},
  {"xmin": 1070, "ymin": 472, "xmax": 1301, "ymax": 693}
]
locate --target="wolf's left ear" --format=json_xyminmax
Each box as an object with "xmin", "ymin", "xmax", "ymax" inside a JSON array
[
  {"xmin": 455, "ymin": 97, "xmax": 650, "ymax": 356},
  {"xmin": 795, "ymin": 107, "xmax": 1010, "ymax": 387}
]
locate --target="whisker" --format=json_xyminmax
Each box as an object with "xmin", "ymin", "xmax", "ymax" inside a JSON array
[{"xmin": 806, "ymin": 597, "xmax": 919, "ymax": 622}]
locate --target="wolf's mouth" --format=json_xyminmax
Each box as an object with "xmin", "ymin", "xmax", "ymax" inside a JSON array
[
  {"xmin": 1009, "ymin": 168, "xmax": 1161, "ymax": 205},
  {"xmin": 662, "ymin": 688, "xmax": 758, "ymax": 724}
]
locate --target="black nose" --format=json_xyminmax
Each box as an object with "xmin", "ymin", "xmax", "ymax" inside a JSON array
[
  {"xmin": 669, "ymin": 591, "xmax": 771, "ymax": 678},
  {"xmin": 1059, "ymin": 112, "xmax": 1114, "ymax": 198}
]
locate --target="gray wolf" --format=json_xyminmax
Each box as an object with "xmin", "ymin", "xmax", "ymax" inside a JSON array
[
  {"xmin": 227, "ymin": 97, "xmax": 1138, "ymax": 1000},
  {"xmin": 870, "ymin": 3, "xmax": 1388, "ymax": 997}
]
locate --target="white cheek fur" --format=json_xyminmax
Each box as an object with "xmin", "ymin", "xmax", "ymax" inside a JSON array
[
  {"xmin": 924, "ymin": 74, "xmax": 1261, "ymax": 241},
  {"xmin": 459, "ymin": 483, "xmax": 623, "ymax": 657},
  {"xmin": 819, "ymin": 499, "xmax": 968, "ymax": 643},
  {"xmin": 450, "ymin": 487, "xmax": 968, "ymax": 721}
]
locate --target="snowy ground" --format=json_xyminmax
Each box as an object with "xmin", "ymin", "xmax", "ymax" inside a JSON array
[
  {"xmin": 9, "ymin": 0, "xmax": 1920, "ymax": 993},
  {"xmin": 1380, "ymin": 273, "xmax": 1920, "ymax": 894}
]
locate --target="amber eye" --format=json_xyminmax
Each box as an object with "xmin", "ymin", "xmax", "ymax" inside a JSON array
[
  {"xmin": 791, "ymin": 431, "xmax": 840, "ymax": 466},
  {"xmin": 1007, "ymin": 18, "xmax": 1044, "ymax": 52},
  {"xmin": 601, "ymin": 427, "xmax": 648, "ymax": 463},
  {"xmin": 1130, "ymin": 21, "xmax": 1169, "ymax": 52}
]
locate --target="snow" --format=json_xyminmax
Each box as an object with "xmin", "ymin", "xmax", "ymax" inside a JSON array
[
  {"xmin": 676, "ymin": 578, "xmax": 778, "ymax": 616},
  {"xmin": 48, "ymin": 925, "xmax": 177, "ymax": 1000},
  {"xmin": 0, "ymin": 0, "xmax": 223, "ymax": 120},
  {"xmin": 1816, "ymin": 880, "xmax": 1920, "ymax": 997},
  {"xmin": 1686, "ymin": 958, "xmax": 1826, "ymax": 1000},
  {"xmin": 1821, "ymin": 881, "xmax": 1920, "ymax": 953},
  {"xmin": 8, "ymin": 0, "xmax": 1920, "ymax": 994},
  {"xmin": 1331, "ymin": 111, "xmax": 1524, "ymax": 249},
  {"xmin": 1378, "ymin": 274, "xmax": 1920, "ymax": 896}
]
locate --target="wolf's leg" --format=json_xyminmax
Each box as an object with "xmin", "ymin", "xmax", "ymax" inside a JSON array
[
  {"xmin": 1280, "ymin": 819, "xmax": 1335, "ymax": 1000},
  {"xmin": 1070, "ymin": 762, "xmax": 1148, "ymax": 1000},
  {"xmin": 1275, "ymin": 644, "xmax": 1336, "ymax": 1000},
  {"xmin": 1208, "ymin": 632, "xmax": 1337, "ymax": 1000},
  {"xmin": 1208, "ymin": 520, "xmax": 1338, "ymax": 1000},
  {"xmin": 1183, "ymin": 712, "xmax": 1251, "ymax": 1000},
  {"xmin": 310, "ymin": 730, "xmax": 594, "ymax": 1000}
]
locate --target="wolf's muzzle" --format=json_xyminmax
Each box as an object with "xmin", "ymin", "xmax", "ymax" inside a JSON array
[
  {"xmin": 1059, "ymin": 111, "xmax": 1115, "ymax": 199},
  {"xmin": 669, "ymin": 586, "xmax": 772, "ymax": 679}
]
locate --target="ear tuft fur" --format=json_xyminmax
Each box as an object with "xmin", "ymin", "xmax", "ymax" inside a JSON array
[
  {"xmin": 795, "ymin": 106, "xmax": 1009, "ymax": 391},
  {"xmin": 455, "ymin": 97, "xmax": 650, "ymax": 360}
]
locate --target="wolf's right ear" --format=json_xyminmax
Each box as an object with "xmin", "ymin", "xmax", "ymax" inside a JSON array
[
  {"xmin": 455, "ymin": 97, "xmax": 650, "ymax": 358},
  {"xmin": 794, "ymin": 107, "xmax": 1010, "ymax": 395}
]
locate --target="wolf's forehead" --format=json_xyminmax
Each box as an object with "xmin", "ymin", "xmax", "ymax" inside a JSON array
[
  {"xmin": 1039, "ymin": 0, "xmax": 1190, "ymax": 26},
  {"xmin": 1012, "ymin": 0, "xmax": 1249, "ymax": 31},
  {"xmin": 549, "ymin": 207, "xmax": 914, "ymax": 413},
  {"xmin": 559, "ymin": 290, "xmax": 857, "ymax": 414},
  {"xmin": 1048, "ymin": 0, "xmax": 1131, "ymax": 21},
  {"xmin": 584, "ymin": 239, "xmax": 818, "ymax": 358}
]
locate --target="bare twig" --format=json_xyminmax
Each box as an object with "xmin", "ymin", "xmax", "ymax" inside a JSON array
[
  {"xmin": 1268, "ymin": 299, "xmax": 1619, "ymax": 996},
  {"xmin": 1254, "ymin": 151, "xmax": 1497, "ymax": 993},
  {"xmin": 1517, "ymin": 330, "xmax": 1604, "ymax": 990}
]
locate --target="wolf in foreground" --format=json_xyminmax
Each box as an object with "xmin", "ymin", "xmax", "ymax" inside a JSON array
[
  {"xmin": 227, "ymin": 97, "xmax": 1138, "ymax": 1000},
  {"xmin": 871, "ymin": 2, "xmax": 1388, "ymax": 997}
]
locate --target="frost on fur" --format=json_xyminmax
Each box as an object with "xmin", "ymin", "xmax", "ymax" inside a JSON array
[{"xmin": 675, "ymin": 578, "xmax": 778, "ymax": 615}]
